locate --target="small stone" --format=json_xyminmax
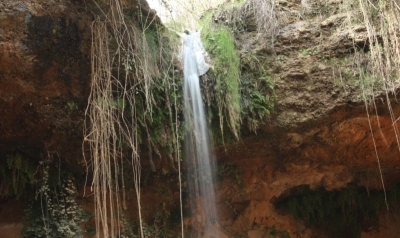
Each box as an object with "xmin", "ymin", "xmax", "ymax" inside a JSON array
[
  {"xmin": 318, "ymin": 63, "xmax": 327, "ymax": 70},
  {"xmin": 321, "ymin": 13, "xmax": 347, "ymax": 27}
]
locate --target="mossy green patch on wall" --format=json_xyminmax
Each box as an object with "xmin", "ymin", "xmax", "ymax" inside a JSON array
[
  {"xmin": 201, "ymin": 14, "xmax": 242, "ymax": 140},
  {"xmin": 199, "ymin": 7, "xmax": 274, "ymax": 142}
]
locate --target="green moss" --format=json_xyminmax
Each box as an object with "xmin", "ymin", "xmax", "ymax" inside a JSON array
[
  {"xmin": 197, "ymin": 4, "xmax": 275, "ymax": 142},
  {"xmin": 201, "ymin": 15, "xmax": 242, "ymax": 140}
]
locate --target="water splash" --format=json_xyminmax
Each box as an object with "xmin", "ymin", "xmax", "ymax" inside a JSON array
[{"xmin": 182, "ymin": 30, "xmax": 218, "ymax": 237}]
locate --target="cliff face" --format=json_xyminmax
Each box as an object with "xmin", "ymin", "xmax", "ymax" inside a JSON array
[
  {"xmin": 0, "ymin": 1, "xmax": 92, "ymax": 236},
  {"xmin": 1, "ymin": 0, "xmax": 400, "ymax": 237}
]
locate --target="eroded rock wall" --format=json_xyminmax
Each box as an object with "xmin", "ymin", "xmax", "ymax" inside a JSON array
[{"xmin": 0, "ymin": 1, "xmax": 93, "ymax": 236}]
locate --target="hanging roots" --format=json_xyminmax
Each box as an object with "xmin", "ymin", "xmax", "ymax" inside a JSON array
[
  {"xmin": 340, "ymin": 0, "xmax": 400, "ymax": 209},
  {"xmin": 83, "ymin": 0, "xmax": 162, "ymax": 237}
]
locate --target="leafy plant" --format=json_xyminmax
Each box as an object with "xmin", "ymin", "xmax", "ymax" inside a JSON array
[
  {"xmin": 22, "ymin": 158, "xmax": 91, "ymax": 238},
  {"xmin": 0, "ymin": 152, "xmax": 37, "ymax": 199},
  {"xmin": 300, "ymin": 48, "xmax": 316, "ymax": 56},
  {"xmin": 277, "ymin": 54, "xmax": 285, "ymax": 62},
  {"xmin": 264, "ymin": 225, "xmax": 291, "ymax": 238},
  {"xmin": 240, "ymin": 64, "xmax": 274, "ymax": 132},
  {"xmin": 66, "ymin": 101, "xmax": 78, "ymax": 111}
]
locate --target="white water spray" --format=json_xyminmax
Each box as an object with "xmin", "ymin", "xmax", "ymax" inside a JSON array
[{"xmin": 182, "ymin": 30, "xmax": 219, "ymax": 237}]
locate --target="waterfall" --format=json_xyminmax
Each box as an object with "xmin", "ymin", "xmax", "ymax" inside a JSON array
[{"xmin": 182, "ymin": 30, "xmax": 219, "ymax": 237}]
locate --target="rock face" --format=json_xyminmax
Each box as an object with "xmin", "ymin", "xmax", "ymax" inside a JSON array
[
  {"xmin": 0, "ymin": 0, "xmax": 400, "ymax": 237},
  {"xmin": 0, "ymin": 0, "xmax": 91, "ymax": 166},
  {"xmin": 215, "ymin": 103, "xmax": 400, "ymax": 237},
  {"xmin": 211, "ymin": 0, "xmax": 400, "ymax": 237},
  {"xmin": 0, "ymin": 1, "xmax": 91, "ymax": 235}
]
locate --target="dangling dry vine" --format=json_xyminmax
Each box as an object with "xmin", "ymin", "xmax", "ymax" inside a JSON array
[
  {"xmin": 343, "ymin": 0, "xmax": 400, "ymax": 209},
  {"xmin": 358, "ymin": 0, "xmax": 400, "ymax": 209},
  {"xmin": 83, "ymin": 0, "xmax": 179, "ymax": 237}
]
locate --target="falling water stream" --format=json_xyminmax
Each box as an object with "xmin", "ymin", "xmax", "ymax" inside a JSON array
[{"xmin": 183, "ymin": 30, "xmax": 219, "ymax": 237}]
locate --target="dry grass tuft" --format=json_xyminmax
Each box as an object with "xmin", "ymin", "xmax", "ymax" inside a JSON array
[{"xmin": 216, "ymin": 0, "xmax": 287, "ymax": 38}]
